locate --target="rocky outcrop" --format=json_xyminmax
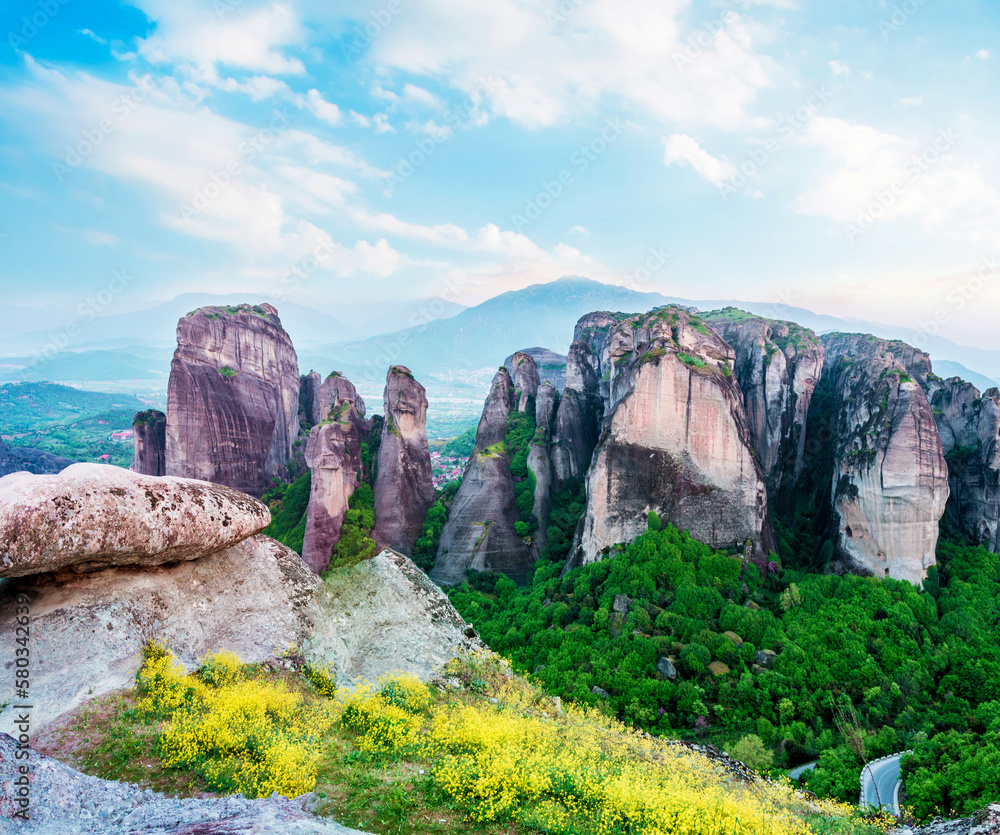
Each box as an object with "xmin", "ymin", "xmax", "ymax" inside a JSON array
[
  {"xmin": 165, "ymin": 303, "xmax": 300, "ymax": 497},
  {"xmin": 301, "ymin": 377, "xmax": 367, "ymax": 574},
  {"xmin": 131, "ymin": 408, "xmax": 166, "ymax": 476},
  {"xmin": 529, "ymin": 383, "xmax": 558, "ymax": 557},
  {"xmin": 432, "ymin": 368, "xmax": 534, "ymax": 584},
  {"xmin": 703, "ymin": 310, "xmax": 824, "ymax": 495},
  {"xmin": 304, "ymin": 549, "xmax": 483, "ymax": 685},
  {"xmin": 895, "ymin": 803, "xmax": 1000, "ymax": 835},
  {"xmin": 373, "ymin": 367, "xmax": 434, "ymax": 555},
  {"xmin": 0, "ymin": 534, "xmax": 319, "ymax": 735},
  {"xmin": 576, "ymin": 307, "xmax": 775, "ymax": 564},
  {"xmin": 508, "ymin": 350, "xmax": 541, "ymax": 412},
  {"xmin": 0, "ymin": 440, "xmax": 72, "ymax": 478},
  {"xmin": 0, "ymin": 464, "xmax": 269, "ymax": 578},
  {"xmin": 316, "ymin": 372, "xmax": 367, "ymax": 431},
  {"xmin": 551, "ymin": 339, "xmax": 603, "ymax": 490},
  {"xmin": 0, "ymin": 732, "xmax": 370, "ymax": 834},
  {"xmin": 821, "ymin": 333, "xmax": 949, "ymax": 584},
  {"xmin": 928, "ymin": 377, "xmax": 1000, "ymax": 553},
  {"xmin": 504, "ymin": 347, "xmax": 568, "ymax": 391},
  {"xmin": 300, "ymin": 370, "xmax": 323, "ymax": 427}
]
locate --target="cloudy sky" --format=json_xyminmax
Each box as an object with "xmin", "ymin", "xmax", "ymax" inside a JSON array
[{"xmin": 1, "ymin": 0, "xmax": 998, "ymax": 349}]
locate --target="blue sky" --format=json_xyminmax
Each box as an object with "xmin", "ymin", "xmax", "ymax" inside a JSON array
[{"xmin": 0, "ymin": 0, "xmax": 998, "ymax": 349}]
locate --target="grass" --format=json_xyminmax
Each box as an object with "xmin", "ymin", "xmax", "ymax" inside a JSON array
[{"xmin": 38, "ymin": 646, "xmax": 893, "ymax": 835}]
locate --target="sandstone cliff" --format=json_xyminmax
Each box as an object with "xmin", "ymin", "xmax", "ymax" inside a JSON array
[
  {"xmin": 928, "ymin": 377, "xmax": 1000, "ymax": 553},
  {"xmin": 575, "ymin": 307, "xmax": 775, "ymax": 564},
  {"xmin": 509, "ymin": 350, "xmax": 541, "ymax": 412},
  {"xmin": 432, "ymin": 367, "xmax": 534, "ymax": 584},
  {"xmin": 317, "ymin": 372, "xmax": 368, "ymax": 432},
  {"xmin": 373, "ymin": 366, "xmax": 435, "ymax": 555},
  {"xmin": 821, "ymin": 333, "xmax": 949, "ymax": 583},
  {"xmin": 703, "ymin": 309, "xmax": 824, "ymax": 496},
  {"xmin": 529, "ymin": 382, "xmax": 558, "ymax": 557},
  {"xmin": 301, "ymin": 377, "xmax": 368, "ymax": 574},
  {"xmin": 504, "ymin": 347, "xmax": 568, "ymax": 390},
  {"xmin": 0, "ymin": 464, "xmax": 269, "ymax": 577},
  {"xmin": 165, "ymin": 303, "xmax": 300, "ymax": 497},
  {"xmin": 300, "ymin": 370, "xmax": 323, "ymax": 427},
  {"xmin": 551, "ymin": 338, "xmax": 602, "ymax": 490},
  {"xmin": 132, "ymin": 408, "xmax": 166, "ymax": 476}
]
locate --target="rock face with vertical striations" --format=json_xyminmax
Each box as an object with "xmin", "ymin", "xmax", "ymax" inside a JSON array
[
  {"xmin": 508, "ymin": 350, "xmax": 541, "ymax": 412},
  {"xmin": 165, "ymin": 304, "xmax": 300, "ymax": 497},
  {"xmin": 132, "ymin": 409, "xmax": 166, "ymax": 476},
  {"xmin": 529, "ymin": 382, "xmax": 558, "ymax": 557},
  {"xmin": 928, "ymin": 377, "xmax": 1000, "ymax": 553},
  {"xmin": 551, "ymin": 338, "xmax": 603, "ymax": 491},
  {"xmin": 300, "ymin": 371, "xmax": 323, "ymax": 428},
  {"xmin": 316, "ymin": 372, "xmax": 368, "ymax": 431},
  {"xmin": 575, "ymin": 307, "xmax": 775, "ymax": 565},
  {"xmin": 374, "ymin": 366, "xmax": 435, "ymax": 555},
  {"xmin": 504, "ymin": 347, "xmax": 568, "ymax": 391},
  {"xmin": 432, "ymin": 367, "xmax": 534, "ymax": 585},
  {"xmin": 302, "ymin": 376, "xmax": 368, "ymax": 574},
  {"xmin": 703, "ymin": 309, "xmax": 824, "ymax": 497},
  {"xmin": 821, "ymin": 333, "xmax": 949, "ymax": 584}
]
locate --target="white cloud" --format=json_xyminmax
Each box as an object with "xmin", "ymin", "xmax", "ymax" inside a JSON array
[
  {"xmin": 899, "ymin": 95, "xmax": 923, "ymax": 107},
  {"xmin": 977, "ymin": 49, "xmax": 991, "ymax": 60},
  {"xmin": 79, "ymin": 29, "xmax": 108, "ymax": 45},
  {"xmin": 219, "ymin": 75, "xmax": 291, "ymax": 101},
  {"xmin": 795, "ymin": 117, "xmax": 1000, "ymax": 241},
  {"xmin": 302, "ymin": 88, "xmax": 341, "ymax": 125},
  {"xmin": 570, "ymin": 225, "xmax": 589, "ymax": 235},
  {"xmin": 350, "ymin": 110, "xmax": 371, "ymax": 127},
  {"xmin": 662, "ymin": 134, "xmax": 736, "ymax": 187},
  {"xmin": 372, "ymin": 113, "xmax": 394, "ymax": 133},
  {"xmin": 828, "ymin": 60, "xmax": 849, "ymax": 75},
  {"xmin": 133, "ymin": 0, "xmax": 305, "ymax": 84},
  {"xmin": 402, "ymin": 83, "xmax": 441, "ymax": 108},
  {"xmin": 368, "ymin": 0, "xmax": 780, "ymax": 129},
  {"xmin": 406, "ymin": 119, "xmax": 452, "ymax": 140}
]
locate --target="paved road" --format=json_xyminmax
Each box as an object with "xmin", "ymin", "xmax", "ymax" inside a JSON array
[
  {"xmin": 788, "ymin": 761, "xmax": 817, "ymax": 780},
  {"xmin": 861, "ymin": 754, "xmax": 903, "ymax": 814}
]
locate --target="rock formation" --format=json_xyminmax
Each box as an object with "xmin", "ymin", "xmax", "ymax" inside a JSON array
[
  {"xmin": 0, "ymin": 439, "xmax": 72, "ymax": 478},
  {"xmin": 928, "ymin": 377, "xmax": 1000, "ymax": 553},
  {"xmin": 504, "ymin": 347, "xmax": 568, "ymax": 391},
  {"xmin": 373, "ymin": 366, "xmax": 434, "ymax": 555},
  {"xmin": 0, "ymin": 463, "xmax": 269, "ymax": 577},
  {"xmin": 300, "ymin": 370, "xmax": 323, "ymax": 427},
  {"xmin": 551, "ymin": 338, "xmax": 602, "ymax": 490},
  {"xmin": 821, "ymin": 333, "xmax": 949, "ymax": 583},
  {"xmin": 316, "ymin": 372, "xmax": 367, "ymax": 431},
  {"xmin": 432, "ymin": 367, "xmax": 534, "ymax": 584},
  {"xmin": 575, "ymin": 307, "xmax": 775, "ymax": 564},
  {"xmin": 508, "ymin": 350, "xmax": 541, "ymax": 412},
  {"xmin": 165, "ymin": 303, "xmax": 300, "ymax": 497},
  {"xmin": 132, "ymin": 408, "xmax": 166, "ymax": 476},
  {"xmin": 529, "ymin": 382, "xmax": 558, "ymax": 557},
  {"xmin": 703, "ymin": 309, "xmax": 824, "ymax": 495},
  {"xmin": 301, "ymin": 376, "xmax": 367, "ymax": 574},
  {"xmin": 303, "ymin": 549, "xmax": 483, "ymax": 686},
  {"xmin": 0, "ymin": 533, "xmax": 318, "ymax": 734},
  {"xmin": 0, "ymin": 734, "xmax": 371, "ymax": 835}
]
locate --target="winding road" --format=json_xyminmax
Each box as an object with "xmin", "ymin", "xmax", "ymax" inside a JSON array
[{"xmin": 861, "ymin": 754, "xmax": 904, "ymax": 815}]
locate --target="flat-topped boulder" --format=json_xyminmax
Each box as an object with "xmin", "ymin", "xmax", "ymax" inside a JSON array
[{"xmin": 0, "ymin": 464, "xmax": 269, "ymax": 578}]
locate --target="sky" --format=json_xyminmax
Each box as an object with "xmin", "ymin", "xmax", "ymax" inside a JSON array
[{"xmin": 0, "ymin": 0, "xmax": 999, "ymax": 350}]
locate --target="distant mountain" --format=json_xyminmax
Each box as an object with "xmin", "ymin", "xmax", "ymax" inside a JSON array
[
  {"xmin": 317, "ymin": 276, "xmax": 1000, "ymax": 390},
  {"xmin": 0, "ymin": 292, "xmax": 466, "ymax": 357},
  {"xmin": 0, "ymin": 348, "xmax": 172, "ymax": 384},
  {"xmin": 0, "ymin": 382, "xmax": 147, "ymax": 432},
  {"xmin": 934, "ymin": 361, "xmax": 1000, "ymax": 393}
]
